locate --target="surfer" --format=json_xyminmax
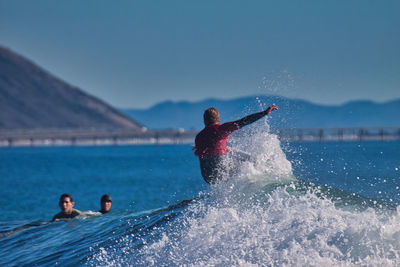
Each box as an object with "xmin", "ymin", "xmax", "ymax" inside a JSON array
[
  {"xmin": 99, "ymin": 194, "xmax": 112, "ymax": 214},
  {"xmin": 193, "ymin": 105, "xmax": 278, "ymax": 184},
  {"xmin": 52, "ymin": 193, "xmax": 82, "ymax": 221}
]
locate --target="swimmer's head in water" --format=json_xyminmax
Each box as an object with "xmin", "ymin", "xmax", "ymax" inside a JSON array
[
  {"xmin": 100, "ymin": 194, "xmax": 112, "ymax": 213},
  {"xmin": 204, "ymin": 107, "xmax": 220, "ymax": 126},
  {"xmin": 59, "ymin": 193, "xmax": 75, "ymax": 214}
]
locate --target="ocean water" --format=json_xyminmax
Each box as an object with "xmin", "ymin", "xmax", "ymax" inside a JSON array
[{"xmin": 1, "ymin": 124, "xmax": 400, "ymax": 266}]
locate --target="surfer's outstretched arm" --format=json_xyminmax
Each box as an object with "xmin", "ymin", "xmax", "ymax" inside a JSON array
[{"xmin": 237, "ymin": 105, "xmax": 278, "ymax": 128}]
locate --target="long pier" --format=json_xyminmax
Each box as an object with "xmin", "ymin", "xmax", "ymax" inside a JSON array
[
  {"xmin": 276, "ymin": 126, "xmax": 400, "ymax": 142},
  {"xmin": 0, "ymin": 129, "xmax": 198, "ymax": 147},
  {"xmin": 1, "ymin": 127, "xmax": 400, "ymax": 147}
]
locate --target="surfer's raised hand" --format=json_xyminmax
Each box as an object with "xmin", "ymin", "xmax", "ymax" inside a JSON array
[
  {"xmin": 237, "ymin": 104, "xmax": 279, "ymax": 128},
  {"xmin": 266, "ymin": 105, "xmax": 278, "ymax": 115}
]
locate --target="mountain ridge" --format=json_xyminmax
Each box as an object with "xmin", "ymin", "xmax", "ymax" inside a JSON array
[{"xmin": 121, "ymin": 96, "xmax": 400, "ymax": 130}]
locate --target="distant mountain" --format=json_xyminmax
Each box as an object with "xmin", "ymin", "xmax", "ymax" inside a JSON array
[
  {"xmin": 0, "ymin": 46, "xmax": 142, "ymax": 130},
  {"xmin": 121, "ymin": 96, "xmax": 400, "ymax": 130}
]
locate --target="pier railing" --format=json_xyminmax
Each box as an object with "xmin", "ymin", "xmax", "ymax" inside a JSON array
[{"xmin": 1, "ymin": 126, "xmax": 399, "ymax": 147}]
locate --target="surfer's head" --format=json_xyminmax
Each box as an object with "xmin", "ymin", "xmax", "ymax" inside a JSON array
[
  {"xmin": 58, "ymin": 193, "xmax": 75, "ymax": 214},
  {"xmin": 204, "ymin": 107, "xmax": 220, "ymax": 126}
]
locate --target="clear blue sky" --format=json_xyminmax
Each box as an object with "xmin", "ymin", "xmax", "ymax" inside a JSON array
[{"xmin": 1, "ymin": 0, "xmax": 399, "ymax": 109}]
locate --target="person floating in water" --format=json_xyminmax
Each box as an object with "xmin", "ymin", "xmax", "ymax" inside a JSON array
[
  {"xmin": 52, "ymin": 193, "xmax": 82, "ymax": 221},
  {"xmin": 99, "ymin": 194, "xmax": 112, "ymax": 214},
  {"xmin": 193, "ymin": 105, "xmax": 278, "ymax": 184}
]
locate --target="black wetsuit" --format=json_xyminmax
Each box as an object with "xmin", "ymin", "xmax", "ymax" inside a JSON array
[
  {"xmin": 199, "ymin": 154, "xmax": 228, "ymax": 184},
  {"xmin": 52, "ymin": 209, "xmax": 81, "ymax": 221},
  {"xmin": 99, "ymin": 209, "xmax": 109, "ymax": 214}
]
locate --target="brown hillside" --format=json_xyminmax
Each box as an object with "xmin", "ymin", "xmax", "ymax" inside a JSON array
[{"xmin": 0, "ymin": 46, "xmax": 142, "ymax": 130}]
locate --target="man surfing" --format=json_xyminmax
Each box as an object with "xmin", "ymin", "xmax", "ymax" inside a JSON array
[{"xmin": 193, "ymin": 105, "xmax": 278, "ymax": 184}]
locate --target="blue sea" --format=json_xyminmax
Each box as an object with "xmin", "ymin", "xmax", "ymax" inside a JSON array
[{"xmin": 1, "ymin": 124, "xmax": 400, "ymax": 266}]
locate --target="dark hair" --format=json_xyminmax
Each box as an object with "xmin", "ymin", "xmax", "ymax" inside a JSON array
[
  {"xmin": 203, "ymin": 107, "xmax": 220, "ymax": 126},
  {"xmin": 101, "ymin": 194, "xmax": 112, "ymax": 202},
  {"xmin": 59, "ymin": 193, "xmax": 73, "ymax": 202}
]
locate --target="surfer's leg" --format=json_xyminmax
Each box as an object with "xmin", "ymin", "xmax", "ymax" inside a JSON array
[{"xmin": 199, "ymin": 155, "xmax": 226, "ymax": 184}]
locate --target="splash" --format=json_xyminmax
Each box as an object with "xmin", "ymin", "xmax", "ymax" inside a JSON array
[
  {"xmin": 133, "ymin": 186, "xmax": 400, "ymax": 266},
  {"xmin": 258, "ymin": 69, "xmax": 295, "ymax": 95}
]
